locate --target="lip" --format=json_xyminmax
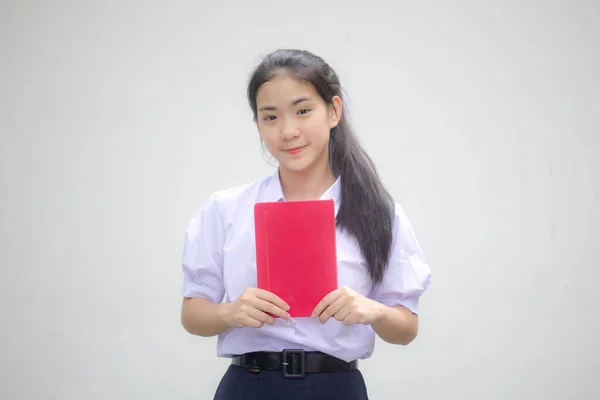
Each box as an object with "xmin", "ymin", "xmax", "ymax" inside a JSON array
[{"xmin": 284, "ymin": 145, "xmax": 306, "ymax": 155}]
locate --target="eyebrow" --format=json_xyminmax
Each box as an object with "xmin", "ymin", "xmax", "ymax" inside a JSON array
[{"xmin": 258, "ymin": 97, "xmax": 313, "ymax": 112}]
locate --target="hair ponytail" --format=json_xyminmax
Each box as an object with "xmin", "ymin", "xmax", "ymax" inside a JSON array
[{"xmin": 247, "ymin": 49, "xmax": 394, "ymax": 284}]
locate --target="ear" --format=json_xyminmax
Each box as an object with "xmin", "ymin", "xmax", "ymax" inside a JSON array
[{"xmin": 328, "ymin": 95, "xmax": 343, "ymax": 129}]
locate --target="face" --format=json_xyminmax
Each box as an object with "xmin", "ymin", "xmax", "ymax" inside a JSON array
[{"xmin": 255, "ymin": 74, "xmax": 341, "ymax": 175}]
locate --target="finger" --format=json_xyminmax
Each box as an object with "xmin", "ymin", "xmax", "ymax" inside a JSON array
[
  {"xmin": 254, "ymin": 289, "xmax": 291, "ymax": 311},
  {"xmin": 252, "ymin": 298, "xmax": 291, "ymax": 320},
  {"xmin": 246, "ymin": 307, "xmax": 275, "ymax": 326},
  {"xmin": 236, "ymin": 313, "xmax": 263, "ymax": 328},
  {"xmin": 341, "ymin": 311, "xmax": 360, "ymax": 326},
  {"xmin": 312, "ymin": 289, "xmax": 341, "ymax": 318},
  {"xmin": 319, "ymin": 296, "xmax": 347, "ymax": 323},
  {"xmin": 332, "ymin": 304, "xmax": 352, "ymax": 322}
]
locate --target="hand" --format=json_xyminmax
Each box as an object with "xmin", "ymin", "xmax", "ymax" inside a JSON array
[
  {"xmin": 311, "ymin": 287, "xmax": 384, "ymax": 326},
  {"xmin": 221, "ymin": 288, "xmax": 291, "ymax": 329}
]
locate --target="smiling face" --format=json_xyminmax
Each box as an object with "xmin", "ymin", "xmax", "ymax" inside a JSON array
[{"xmin": 255, "ymin": 74, "xmax": 341, "ymax": 175}]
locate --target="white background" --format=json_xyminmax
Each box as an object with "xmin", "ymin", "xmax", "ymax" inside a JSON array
[{"xmin": 1, "ymin": 1, "xmax": 599, "ymax": 399}]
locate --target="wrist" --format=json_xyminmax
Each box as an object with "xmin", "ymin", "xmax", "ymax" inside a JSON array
[
  {"xmin": 216, "ymin": 302, "xmax": 233, "ymax": 328},
  {"xmin": 369, "ymin": 299, "xmax": 387, "ymax": 325}
]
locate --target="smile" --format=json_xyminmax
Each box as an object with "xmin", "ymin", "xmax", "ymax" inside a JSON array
[{"xmin": 285, "ymin": 146, "xmax": 306, "ymax": 155}]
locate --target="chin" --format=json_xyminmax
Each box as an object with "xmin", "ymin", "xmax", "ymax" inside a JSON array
[{"xmin": 279, "ymin": 158, "xmax": 314, "ymax": 173}]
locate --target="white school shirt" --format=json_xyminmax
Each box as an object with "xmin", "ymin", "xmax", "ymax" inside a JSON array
[{"xmin": 181, "ymin": 171, "xmax": 431, "ymax": 363}]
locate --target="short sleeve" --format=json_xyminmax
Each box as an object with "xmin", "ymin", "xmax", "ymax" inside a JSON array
[
  {"xmin": 181, "ymin": 193, "xmax": 226, "ymax": 304},
  {"xmin": 368, "ymin": 203, "xmax": 432, "ymax": 314}
]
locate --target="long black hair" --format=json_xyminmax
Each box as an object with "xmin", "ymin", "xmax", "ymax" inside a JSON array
[{"xmin": 247, "ymin": 49, "xmax": 394, "ymax": 284}]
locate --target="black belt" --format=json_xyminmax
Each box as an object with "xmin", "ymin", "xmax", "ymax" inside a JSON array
[{"xmin": 231, "ymin": 349, "xmax": 358, "ymax": 378}]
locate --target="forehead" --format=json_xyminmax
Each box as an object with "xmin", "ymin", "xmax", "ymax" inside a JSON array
[{"xmin": 256, "ymin": 75, "xmax": 320, "ymax": 106}]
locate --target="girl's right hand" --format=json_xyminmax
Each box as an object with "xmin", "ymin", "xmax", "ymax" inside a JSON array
[{"xmin": 221, "ymin": 288, "xmax": 291, "ymax": 328}]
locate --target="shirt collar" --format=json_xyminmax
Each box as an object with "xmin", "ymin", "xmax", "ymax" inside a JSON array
[{"xmin": 263, "ymin": 170, "xmax": 342, "ymax": 213}]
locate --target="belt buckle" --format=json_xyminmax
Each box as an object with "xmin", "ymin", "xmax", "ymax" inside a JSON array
[{"xmin": 281, "ymin": 349, "xmax": 305, "ymax": 378}]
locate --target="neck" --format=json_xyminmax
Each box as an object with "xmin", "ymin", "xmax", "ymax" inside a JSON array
[{"xmin": 279, "ymin": 164, "xmax": 336, "ymax": 201}]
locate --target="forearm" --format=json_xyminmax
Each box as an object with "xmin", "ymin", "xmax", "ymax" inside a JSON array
[
  {"xmin": 181, "ymin": 298, "xmax": 231, "ymax": 337},
  {"xmin": 371, "ymin": 304, "xmax": 419, "ymax": 345}
]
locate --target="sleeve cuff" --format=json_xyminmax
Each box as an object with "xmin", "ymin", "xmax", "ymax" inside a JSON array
[
  {"xmin": 378, "ymin": 294, "xmax": 420, "ymax": 315},
  {"xmin": 182, "ymin": 277, "xmax": 224, "ymax": 304}
]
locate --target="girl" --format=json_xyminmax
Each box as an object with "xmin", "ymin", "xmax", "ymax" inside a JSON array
[{"xmin": 181, "ymin": 49, "xmax": 431, "ymax": 400}]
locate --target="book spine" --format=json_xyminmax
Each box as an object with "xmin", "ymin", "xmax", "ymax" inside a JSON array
[{"xmin": 263, "ymin": 211, "xmax": 271, "ymax": 291}]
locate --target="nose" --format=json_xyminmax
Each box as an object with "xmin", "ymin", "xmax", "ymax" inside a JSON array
[{"xmin": 280, "ymin": 118, "xmax": 300, "ymax": 141}]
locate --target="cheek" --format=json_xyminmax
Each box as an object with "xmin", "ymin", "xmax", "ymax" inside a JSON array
[
  {"xmin": 303, "ymin": 119, "xmax": 331, "ymax": 144},
  {"xmin": 258, "ymin": 128, "xmax": 279, "ymax": 147}
]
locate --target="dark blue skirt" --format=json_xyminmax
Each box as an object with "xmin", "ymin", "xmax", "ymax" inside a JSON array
[{"xmin": 213, "ymin": 364, "xmax": 369, "ymax": 400}]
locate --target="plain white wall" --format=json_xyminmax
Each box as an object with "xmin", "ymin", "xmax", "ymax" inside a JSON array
[{"xmin": 1, "ymin": 1, "xmax": 599, "ymax": 399}]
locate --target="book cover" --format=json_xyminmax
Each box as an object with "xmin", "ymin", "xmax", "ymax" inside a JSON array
[{"xmin": 254, "ymin": 199, "xmax": 338, "ymax": 318}]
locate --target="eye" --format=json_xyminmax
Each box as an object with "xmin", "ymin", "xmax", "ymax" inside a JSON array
[
  {"xmin": 298, "ymin": 108, "xmax": 311, "ymax": 115},
  {"xmin": 263, "ymin": 115, "xmax": 277, "ymax": 121}
]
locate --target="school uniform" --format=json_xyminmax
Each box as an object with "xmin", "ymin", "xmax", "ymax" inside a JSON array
[{"xmin": 181, "ymin": 171, "xmax": 431, "ymax": 399}]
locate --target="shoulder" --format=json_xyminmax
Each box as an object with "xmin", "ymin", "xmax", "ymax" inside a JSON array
[
  {"xmin": 391, "ymin": 201, "xmax": 411, "ymax": 226},
  {"xmin": 209, "ymin": 174, "xmax": 272, "ymax": 213},
  {"xmin": 390, "ymin": 201, "xmax": 424, "ymax": 252},
  {"xmin": 189, "ymin": 174, "xmax": 273, "ymax": 223}
]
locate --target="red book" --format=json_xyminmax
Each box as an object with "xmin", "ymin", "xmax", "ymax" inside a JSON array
[{"xmin": 254, "ymin": 199, "xmax": 338, "ymax": 318}]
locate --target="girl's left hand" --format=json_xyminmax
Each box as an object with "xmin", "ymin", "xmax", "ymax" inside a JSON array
[{"xmin": 311, "ymin": 287, "xmax": 384, "ymax": 326}]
